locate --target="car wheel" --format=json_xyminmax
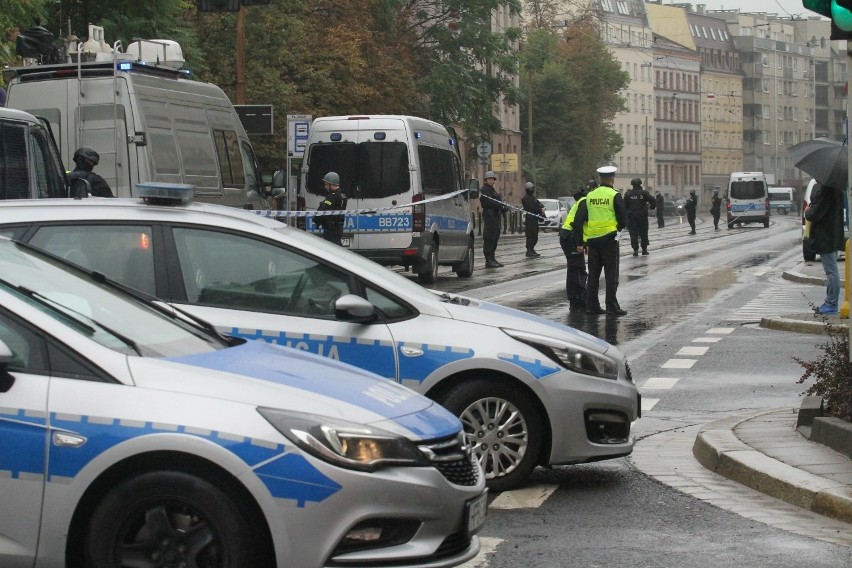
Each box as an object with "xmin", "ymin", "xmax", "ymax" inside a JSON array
[
  {"xmin": 803, "ymin": 241, "xmax": 816, "ymax": 262},
  {"xmin": 763, "ymin": 219, "xmax": 769, "ymax": 228},
  {"xmin": 417, "ymin": 247, "xmax": 439, "ymax": 284},
  {"xmin": 86, "ymin": 471, "xmax": 258, "ymax": 568},
  {"xmin": 778, "ymin": 207, "xmax": 787, "ymax": 215},
  {"xmin": 439, "ymin": 379, "xmax": 543, "ymax": 492},
  {"xmin": 455, "ymin": 239, "xmax": 474, "ymax": 278}
]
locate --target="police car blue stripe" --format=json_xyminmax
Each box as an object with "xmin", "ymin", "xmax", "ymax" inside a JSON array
[
  {"xmin": 497, "ymin": 353, "xmax": 561, "ymax": 380},
  {"xmin": 228, "ymin": 328, "xmax": 397, "ymax": 380},
  {"xmin": 0, "ymin": 414, "xmax": 47, "ymax": 478},
  {"xmin": 398, "ymin": 344, "xmax": 474, "ymax": 384},
  {"xmin": 254, "ymin": 454, "xmax": 342, "ymax": 507}
]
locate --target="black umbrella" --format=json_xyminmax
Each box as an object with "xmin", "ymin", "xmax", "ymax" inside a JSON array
[{"xmin": 788, "ymin": 138, "xmax": 848, "ymax": 189}]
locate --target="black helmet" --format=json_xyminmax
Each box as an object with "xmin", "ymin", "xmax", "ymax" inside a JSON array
[
  {"xmin": 630, "ymin": 178, "xmax": 642, "ymax": 187},
  {"xmin": 73, "ymin": 146, "xmax": 99, "ymax": 165}
]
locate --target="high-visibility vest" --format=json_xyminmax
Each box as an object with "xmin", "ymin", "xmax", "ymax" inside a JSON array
[
  {"xmin": 561, "ymin": 196, "xmax": 586, "ymax": 230},
  {"xmin": 583, "ymin": 185, "xmax": 618, "ymax": 241}
]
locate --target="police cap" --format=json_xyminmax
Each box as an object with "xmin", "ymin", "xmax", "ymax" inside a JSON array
[{"xmin": 596, "ymin": 165, "xmax": 617, "ymax": 176}]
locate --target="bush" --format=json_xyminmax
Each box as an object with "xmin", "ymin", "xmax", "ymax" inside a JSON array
[{"xmin": 794, "ymin": 317, "xmax": 852, "ymax": 421}]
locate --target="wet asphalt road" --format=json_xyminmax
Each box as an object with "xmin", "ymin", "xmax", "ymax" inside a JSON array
[{"xmin": 403, "ymin": 213, "xmax": 852, "ymax": 567}]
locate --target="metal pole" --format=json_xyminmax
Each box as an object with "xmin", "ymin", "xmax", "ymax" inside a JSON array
[
  {"xmin": 847, "ymin": 45, "xmax": 851, "ymax": 361},
  {"xmin": 528, "ymin": 70, "xmax": 534, "ymax": 183},
  {"xmin": 645, "ymin": 114, "xmax": 649, "ymax": 188},
  {"xmin": 236, "ymin": 5, "xmax": 246, "ymax": 104}
]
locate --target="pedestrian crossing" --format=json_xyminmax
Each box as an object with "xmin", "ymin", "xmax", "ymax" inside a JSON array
[{"xmin": 726, "ymin": 281, "xmax": 821, "ymax": 322}]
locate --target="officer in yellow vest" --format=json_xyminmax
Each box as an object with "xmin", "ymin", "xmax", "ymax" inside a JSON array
[
  {"xmin": 559, "ymin": 186, "xmax": 589, "ymax": 310},
  {"xmin": 571, "ymin": 165, "xmax": 628, "ymax": 316}
]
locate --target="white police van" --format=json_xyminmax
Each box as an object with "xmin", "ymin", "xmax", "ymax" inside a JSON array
[
  {"xmin": 0, "ymin": 233, "xmax": 484, "ymax": 568},
  {"xmin": 301, "ymin": 115, "xmax": 477, "ymax": 283},
  {"xmin": 727, "ymin": 171, "xmax": 769, "ymax": 228},
  {"xmin": 0, "ymin": 184, "xmax": 639, "ymax": 491},
  {"xmin": 5, "ymin": 27, "xmax": 274, "ymax": 209}
]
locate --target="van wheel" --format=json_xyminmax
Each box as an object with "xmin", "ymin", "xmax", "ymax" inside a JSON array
[
  {"xmin": 86, "ymin": 471, "xmax": 260, "ymax": 568},
  {"xmin": 455, "ymin": 239, "xmax": 474, "ymax": 278},
  {"xmin": 438, "ymin": 379, "xmax": 543, "ymax": 492},
  {"xmin": 417, "ymin": 248, "xmax": 439, "ymax": 284},
  {"xmin": 763, "ymin": 219, "xmax": 769, "ymax": 228},
  {"xmin": 778, "ymin": 207, "xmax": 787, "ymax": 215}
]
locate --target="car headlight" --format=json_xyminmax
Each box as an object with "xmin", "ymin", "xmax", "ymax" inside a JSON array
[
  {"xmin": 503, "ymin": 329, "xmax": 619, "ymax": 380},
  {"xmin": 257, "ymin": 408, "xmax": 430, "ymax": 472}
]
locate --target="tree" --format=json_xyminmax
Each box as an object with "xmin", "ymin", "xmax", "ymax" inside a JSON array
[{"xmin": 519, "ymin": 19, "xmax": 627, "ymax": 195}]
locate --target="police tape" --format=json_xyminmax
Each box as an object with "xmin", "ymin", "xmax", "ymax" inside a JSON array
[
  {"xmin": 253, "ymin": 188, "xmax": 550, "ymax": 222},
  {"xmin": 254, "ymin": 188, "xmax": 468, "ymax": 218}
]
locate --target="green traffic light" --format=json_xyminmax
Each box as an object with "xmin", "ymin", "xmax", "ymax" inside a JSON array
[
  {"xmin": 802, "ymin": 0, "xmax": 832, "ymax": 17},
  {"xmin": 833, "ymin": 0, "xmax": 852, "ymax": 31}
]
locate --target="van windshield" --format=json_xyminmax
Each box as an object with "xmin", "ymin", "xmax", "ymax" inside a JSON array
[
  {"xmin": 730, "ymin": 181, "xmax": 765, "ymax": 200},
  {"xmin": 307, "ymin": 142, "xmax": 410, "ymax": 199}
]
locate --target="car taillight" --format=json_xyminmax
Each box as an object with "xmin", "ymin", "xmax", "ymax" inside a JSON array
[{"xmin": 412, "ymin": 193, "xmax": 425, "ymax": 232}]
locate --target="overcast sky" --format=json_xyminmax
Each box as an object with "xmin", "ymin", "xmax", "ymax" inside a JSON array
[{"xmin": 670, "ymin": 1, "xmax": 827, "ymax": 20}]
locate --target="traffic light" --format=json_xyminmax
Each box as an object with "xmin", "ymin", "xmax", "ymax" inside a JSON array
[{"xmin": 803, "ymin": 0, "xmax": 852, "ymax": 40}]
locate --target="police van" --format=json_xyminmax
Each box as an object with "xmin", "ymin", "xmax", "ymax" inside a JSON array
[
  {"xmin": 768, "ymin": 186, "xmax": 795, "ymax": 215},
  {"xmin": 4, "ymin": 25, "xmax": 273, "ymax": 209},
  {"xmin": 727, "ymin": 171, "xmax": 770, "ymax": 228},
  {"xmin": 301, "ymin": 115, "xmax": 477, "ymax": 283}
]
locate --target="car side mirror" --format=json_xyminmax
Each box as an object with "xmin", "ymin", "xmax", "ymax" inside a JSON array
[
  {"xmin": 69, "ymin": 178, "xmax": 90, "ymax": 199},
  {"xmin": 468, "ymin": 178, "xmax": 480, "ymax": 200},
  {"xmin": 334, "ymin": 294, "xmax": 378, "ymax": 323},
  {"xmin": 0, "ymin": 338, "xmax": 15, "ymax": 393},
  {"xmin": 271, "ymin": 169, "xmax": 286, "ymax": 191}
]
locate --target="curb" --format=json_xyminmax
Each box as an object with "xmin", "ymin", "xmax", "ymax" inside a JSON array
[
  {"xmin": 759, "ymin": 315, "xmax": 842, "ymax": 335},
  {"xmin": 692, "ymin": 411, "xmax": 852, "ymax": 524},
  {"xmin": 782, "ymin": 269, "xmax": 824, "ymax": 286}
]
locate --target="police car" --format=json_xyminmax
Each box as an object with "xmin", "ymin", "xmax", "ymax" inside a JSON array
[
  {"xmin": 0, "ymin": 236, "xmax": 485, "ymax": 567},
  {"xmin": 0, "ymin": 184, "xmax": 640, "ymax": 491}
]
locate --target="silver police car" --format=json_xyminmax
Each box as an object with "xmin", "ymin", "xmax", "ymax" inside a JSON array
[
  {"xmin": 0, "ymin": 185, "xmax": 639, "ymax": 491},
  {"xmin": 0, "ymin": 236, "xmax": 485, "ymax": 567}
]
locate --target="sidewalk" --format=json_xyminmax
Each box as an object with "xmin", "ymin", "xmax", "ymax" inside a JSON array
[{"xmin": 690, "ymin": 257, "xmax": 852, "ymax": 529}]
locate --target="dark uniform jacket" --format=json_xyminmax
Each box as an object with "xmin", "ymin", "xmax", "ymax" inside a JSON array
[
  {"xmin": 624, "ymin": 187, "xmax": 656, "ymax": 215},
  {"xmin": 521, "ymin": 193, "xmax": 544, "ymax": 217},
  {"xmin": 805, "ymin": 183, "xmax": 845, "ymax": 254},
  {"xmin": 68, "ymin": 167, "xmax": 113, "ymax": 197},
  {"xmin": 655, "ymin": 194, "xmax": 665, "ymax": 213},
  {"xmin": 480, "ymin": 184, "xmax": 508, "ymax": 217},
  {"xmin": 316, "ymin": 190, "xmax": 347, "ymax": 232}
]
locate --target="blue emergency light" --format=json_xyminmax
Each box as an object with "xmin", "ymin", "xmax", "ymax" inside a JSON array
[
  {"xmin": 117, "ymin": 62, "xmax": 133, "ymax": 71},
  {"xmin": 136, "ymin": 182, "xmax": 195, "ymax": 204},
  {"xmin": 330, "ymin": 133, "xmax": 342, "ymax": 141},
  {"xmin": 374, "ymin": 132, "xmax": 386, "ymax": 140}
]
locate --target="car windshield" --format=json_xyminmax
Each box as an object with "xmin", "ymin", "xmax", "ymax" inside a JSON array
[
  {"xmin": 542, "ymin": 201, "xmax": 559, "ymax": 211},
  {"xmin": 0, "ymin": 238, "xmax": 225, "ymax": 357},
  {"xmin": 730, "ymin": 181, "xmax": 766, "ymax": 200}
]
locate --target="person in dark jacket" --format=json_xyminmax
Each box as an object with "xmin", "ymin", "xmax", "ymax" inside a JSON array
[
  {"xmin": 710, "ymin": 188, "xmax": 722, "ymax": 230},
  {"xmin": 315, "ymin": 171, "xmax": 348, "ymax": 245},
  {"xmin": 559, "ymin": 185, "xmax": 588, "ymax": 310},
  {"xmin": 480, "ymin": 171, "xmax": 508, "ymax": 268},
  {"xmin": 572, "ymin": 165, "xmax": 629, "ymax": 316},
  {"xmin": 624, "ymin": 178, "xmax": 655, "ymax": 255},
  {"xmin": 655, "ymin": 191, "xmax": 665, "ymax": 228},
  {"xmin": 521, "ymin": 181, "xmax": 545, "ymax": 258},
  {"xmin": 684, "ymin": 189, "xmax": 698, "ymax": 234},
  {"xmin": 805, "ymin": 181, "xmax": 845, "ymax": 314},
  {"xmin": 68, "ymin": 146, "xmax": 113, "ymax": 197}
]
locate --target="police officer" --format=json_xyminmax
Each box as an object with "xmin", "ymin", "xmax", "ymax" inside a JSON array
[
  {"xmin": 68, "ymin": 146, "xmax": 113, "ymax": 197},
  {"xmin": 655, "ymin": 190, "xmax": 665, "ymax": 228},
  {"xmin": 315, "ymin": 171, "xmax": 347, "ymax": 245},
  {"xmin": 624, "ymin": 178, "xmax": 655, "ymax": 256},
  {"xmin": 710, "ymin": 188, "xmax": 722, "ymax": 230},
  {"xmin": 685, "ymin": 189, "xmax": 698, "ymax": 234},
  {"xmin": 480, "ymin": 171, "xmax": 508, "ymax": 268},
  {"xmin": 572, "ymin": 165, "xmax": 628, "ymax": 316},
  {"xmin": 521, "ymin": 181, "xmax": 544, "ymax": 258},
  {"xmin": 559, "ymin": 185, "xmax": 588, "ymax": 310}
]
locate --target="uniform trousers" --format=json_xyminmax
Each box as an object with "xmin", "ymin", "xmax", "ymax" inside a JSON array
[
  {"xmin": 524, "ymin": 215, "xmax": 539, "ymax": 251},
  {"xmin": 627, "ymin": 213, "xmax": 649, "ymax": 251},
  {"xmin": 482, "ymin": 211, "xmax": 501, "ymax": 259},
  {"xmin": 559, "ymin": 235, "xmax": 587, "ymax": 307},
  {"xmin": 586, "ymin": 238, "xmax": 621, "ymax": 311}
]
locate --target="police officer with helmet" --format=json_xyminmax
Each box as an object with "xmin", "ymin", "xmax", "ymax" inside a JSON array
[
  {"xmin": 480, "ymin": 171, "xmax": 508, "ymax": 268},
  {"xmin": 624, "ymin": 177, "xmax": 655, "ymax": 256},
  {"xmin": 315, "ymin": 171, "xmax": 348, "ymax": 245},
  {"xmin": 68, "ymin": 146, "xmax": 113, "ymax": 197},
  {"xmin": 521, "ymin": 181, "xmax": 545, "ymax": 258},
  {"xmin": 572, "ymin": 165, "xmax": 628, "ymax": 316}
]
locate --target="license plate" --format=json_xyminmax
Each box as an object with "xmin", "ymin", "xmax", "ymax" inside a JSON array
[
  {"xmin": 340, "ymin": 237, "xmax": 351, "ymax": 247},
  {"xmin": 464, "ymin": 490, "xmax": 488, "ymax": 536}
]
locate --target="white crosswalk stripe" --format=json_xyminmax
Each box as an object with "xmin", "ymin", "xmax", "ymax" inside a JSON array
[{"xmin": 725, "ymin": 283, "xmax": 820, "ymax": 322}]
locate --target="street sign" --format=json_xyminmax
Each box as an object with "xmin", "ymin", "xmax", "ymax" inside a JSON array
[
  {"xmin": 477, "ymin": 141, "xmax": 492, "ymax": 159},
  {"xmin": 234, "ymin": 104, "xmax": 273, "ymax": 135},
  {"xmin": 287, "ymin": 114, "xmax": 311, "ymax": 158},
  {"xmin": 491, "ymin": 153, "xmax": 518, "ymax": 173}
]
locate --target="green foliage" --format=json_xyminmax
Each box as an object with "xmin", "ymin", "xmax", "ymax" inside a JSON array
[
  {"xmin": 520, "ymin": 20, "xmax": 627, "ymax": 193},
  {"xmin": 0, "ymin": 0, "xmax": 54, "ymax": 81},
  {"xmin": 794, "ymin": 318, "xmax": 852, "ymax": 421}
]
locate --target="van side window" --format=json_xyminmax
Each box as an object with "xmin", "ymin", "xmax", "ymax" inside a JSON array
[
  {"xmin": 0, "ymin": 121, "xmax": 30, "ymax": 199},
  {"xmin": 30, "ymin": 124, "xmax": 67, "ymax": 198},
  {"xmin": 418, "ymin": 146, "xmax": 456, "ymax": 195},
  {"xmin": 213, "ymin": 129, "xmax": 246, "ymax": 188},
  {"xmin": 239, "ymin": 140, "xmax": 262, "ymax": 192}
]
